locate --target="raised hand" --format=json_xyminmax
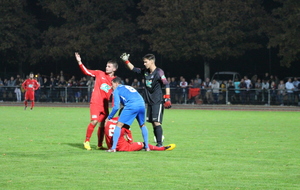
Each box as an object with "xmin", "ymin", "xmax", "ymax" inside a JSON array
[
  {"xmin": 120, "ymin": 53, "xmax": 130, "ymax": 62},
  {"xmin": 75, "ymin": 52, "xmax": 81, "ymax": 63}
]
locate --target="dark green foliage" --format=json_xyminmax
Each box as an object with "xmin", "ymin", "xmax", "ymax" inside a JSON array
[
  {"xmin": 38, "ymin": 0, "xmax": 142, "ymax": 62},
  {"xmin": 268, "ymin": 0, "xmax": 300, "ymax": 67},
  {"xmin": 0, "ymin": 0, "xmax": 39, "ymax": 74},
  {"xmin": 0, "ymin": 0, "xmax": 299, "ymax": 75},
  {"xmin": 138, "ymin": 0, "xmax": 268, "ymax": 61}
]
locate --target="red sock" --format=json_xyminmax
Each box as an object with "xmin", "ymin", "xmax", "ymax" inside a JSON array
[
  {"xmin": 24, "ymin": 100, "xmax": 28, "ymax": 107},
  {"xmin": 31, "ymin": 101, "xmax": 34, "ymax": 108},
  {"xmin": 149, "ymin": 144, "xmax": 165, "ymax": 151},
  {"xmin": 97, "ymin": 126, "xmax": 104, "ymax": 147},
  {"xmin": 85, "ymin": 123, "xmax": 96, "ymax": 142}
]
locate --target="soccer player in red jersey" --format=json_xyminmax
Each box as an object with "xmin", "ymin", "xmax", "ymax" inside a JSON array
[
  {"xmin": 22, "ymin": 72, "xmax": 40, "ymax": 110},
  {"xmin": 105, "ymin": 117, "xmax": 176, "ymax": 152},
  {"xmin": 75, "ymin": 52, "xmax": 118, "ymax": 150}
]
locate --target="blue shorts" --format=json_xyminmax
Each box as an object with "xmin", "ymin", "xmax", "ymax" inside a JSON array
[{"xmin": 118, "ymin": 106, "xmax": 145, "ymax": 126}]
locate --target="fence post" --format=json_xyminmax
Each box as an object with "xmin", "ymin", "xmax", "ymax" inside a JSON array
[
  {"xmin": 268, "ymin": 89, "xmax": 270, "ymax": 105},
  {"xmin": 226, "ymin": 88, "xmax": 228, "ymax": 104},
  {"xmin": 65, "ymin": 87, "xmax": 67, "ymax": 103}
]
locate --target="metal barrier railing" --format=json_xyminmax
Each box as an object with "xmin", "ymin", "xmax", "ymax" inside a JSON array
[{"xmin": 0, "ymin": 86, "xmax": 299, "ymax": 106}]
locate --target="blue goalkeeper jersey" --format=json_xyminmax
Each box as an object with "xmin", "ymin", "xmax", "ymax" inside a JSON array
[{"xmin": 108, "ymin": 85, "xmax": 145, "ymax": 119}]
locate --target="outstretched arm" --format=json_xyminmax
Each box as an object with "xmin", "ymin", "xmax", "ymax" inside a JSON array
[{"xmin": 108, "ymin": 91, "xmax": 121, "ymax": 120}]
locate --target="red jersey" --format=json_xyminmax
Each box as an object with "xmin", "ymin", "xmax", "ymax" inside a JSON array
[
  {"xmin": 79, "ymin": 64, "xmax": 115, "ymax": 105},
  {"xmin": 22, "ymin": 79, "xmax": 40, "ymax": 92},
  {"xmin": 105, "ymin": 117, "xmax": 133, "ymax": 150},
  {"xmin": 105, "ymin": 117, "xmax": 166, "ymax": 151}
]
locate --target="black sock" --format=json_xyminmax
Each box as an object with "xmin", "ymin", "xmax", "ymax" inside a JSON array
[{"xmin": 154, "ymin": 125, "xmax": 163, "ymax": 144}]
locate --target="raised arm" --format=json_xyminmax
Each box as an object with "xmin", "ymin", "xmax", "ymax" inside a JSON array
[
  {"xmin": 75, "ymin": 52, "xmax": 83, "ymax": 65},
  {"xmin": 75, "ymin": 52, "xmax": 97, "ymax": 77},
  {"xmin": 120, "ymin": 53, "xmax": 134, "ymax": 70}
]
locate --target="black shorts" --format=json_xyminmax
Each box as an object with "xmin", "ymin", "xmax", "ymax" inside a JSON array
[{"xmin": 146, "ymin": 103, "xmax": 164, "ymax": 123}]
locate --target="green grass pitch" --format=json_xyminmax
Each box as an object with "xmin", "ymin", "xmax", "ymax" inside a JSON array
[{"xmin": 1, "ymin": 106, "xmax": 299, "ymax": 190}]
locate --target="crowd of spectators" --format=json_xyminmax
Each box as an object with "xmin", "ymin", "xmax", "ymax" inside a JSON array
[
  {"xmin": 0, "ymin": 71, "xmax": 299, "ymax": 106},
  {"xmin": 0, "ymin": 71, "xmax": 92, "ymax": 103},
  {"xmin": 165, "ymin": 73, "xmax": 300, "ymax": 106}
]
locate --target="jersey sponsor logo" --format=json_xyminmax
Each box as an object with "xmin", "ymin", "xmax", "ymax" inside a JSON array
[
  {"xmin": 100, "ymin": 83, "xmax": 111, "ymax": 93},
  {"xmin": 28, "ymin": 84, "xmax": 33, "ymax": 88},
  {"xmin": 146, "ymin": 80, "xmax": 152, "ymax": 88},
  {"xmin": 92, "ymin": 115, "xmax": 98, "ymax": 119}
]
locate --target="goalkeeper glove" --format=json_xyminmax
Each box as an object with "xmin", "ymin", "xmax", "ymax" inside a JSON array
[
  {"xmin": 163, "ymin": 95, "xmax": 172, "ymax": 109},
  {"xmin": 120, "ymin": 53, "xmax": 130, "ymax": 64}
]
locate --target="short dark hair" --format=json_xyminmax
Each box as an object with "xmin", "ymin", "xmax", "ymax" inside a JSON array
[
  {"xmin": 112, "ymin": 77, "xmax": 122, "ymax": 84},
  {"xmin": 107, "ymin": 60, "xmax": 118, "ymax": 70},
  {"xmin": 29, "ymin": 72, "xmax": 34, "ymax": 75},
  {"xmin": 143, "ymin": 54, "xmax": 155, "ymax": 61}
]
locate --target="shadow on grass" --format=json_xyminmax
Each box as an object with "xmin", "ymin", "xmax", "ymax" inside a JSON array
[{"xmin": 63, "ymin": 143, "xmax": 84, "ymax": 149}]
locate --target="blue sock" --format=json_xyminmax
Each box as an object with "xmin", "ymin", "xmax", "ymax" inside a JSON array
[
  {"xmin": 141, "ymin": 126, "xmax": 149, "ymax": 148},
  {"xmin": 111, "ymin": 127, "xmax": 121, "ymax": 150}
]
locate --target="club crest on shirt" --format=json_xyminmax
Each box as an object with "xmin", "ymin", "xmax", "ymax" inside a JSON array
[
  {"xmin": 146, "ymin": 80, "xmax": 152, "ymax": 88},
  {"xmin": 100, "ymin": 83, "xmax": 111, "ymax": 93}
]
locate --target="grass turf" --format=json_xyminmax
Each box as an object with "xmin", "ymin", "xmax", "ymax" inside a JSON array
[{"xmin": 0, "ymin": 106, "xmax": 299, "ymax": 189}]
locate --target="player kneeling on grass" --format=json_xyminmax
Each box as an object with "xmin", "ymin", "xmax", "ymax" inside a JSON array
[
  {"xmin": 106, "ymin": 77, "xmax": 150, "ymax": 152},
  {"xmin": 105, "ymin": 117, "xmax": 176, "ymax": 151}
]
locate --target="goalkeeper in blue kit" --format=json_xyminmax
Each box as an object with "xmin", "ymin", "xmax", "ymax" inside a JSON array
[
  {"xmin": 106, "ymin": 77, "xmax": 149, "ymax": 152},
  {"xmin": 120, "ymin": 53, "xmax": 171, "ymax": 147}
]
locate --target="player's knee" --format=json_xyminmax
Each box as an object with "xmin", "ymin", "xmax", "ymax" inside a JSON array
[
  {"xmin": 90, "ymin": 120, "xmax": 98, "ymax": 125},
  {"xmin": 116, "ymin": 122, "xmax": 124, "ymax": 128},
  {"xmin": 153, "ymin": 122, "xmax": 161, "ymax": 126}
]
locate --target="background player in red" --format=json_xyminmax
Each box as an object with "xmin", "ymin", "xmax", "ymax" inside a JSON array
[
  {"xmin": 105, "ymin": 117, "xmax": 176, "ymax": 151},
  {"xmin": 75, "ymin": 52, "xmax": 118, "ymax": 150},
  {"xmin": 22, "ymin": 72, "xmax": 40, "ymax": 110}
]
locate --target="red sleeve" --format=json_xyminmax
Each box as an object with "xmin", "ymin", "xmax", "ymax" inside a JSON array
[
  {"xmin": 79, "ymin": 64, "xmax": 100, "ymax": 77},
  {"xmin": 124, "ymin": 128, "xmax": 133, "ymax": 143},
  {"xmin": 104, "ymin": 117, "xmax": 119, "ymax": 149}
]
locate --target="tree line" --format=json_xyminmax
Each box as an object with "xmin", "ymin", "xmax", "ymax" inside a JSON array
[{"xmin": 1, "ymin": 0, "xmax": 299, "ymax": 78}]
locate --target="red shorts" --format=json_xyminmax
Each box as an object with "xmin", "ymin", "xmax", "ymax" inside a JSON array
[
  {"xmin": 25, "ymin": 91, "xmax": 35, "ymax": 101},
  {"xmin": 90, "ymin": 103, "xmax": 109, "ymax": 122},
  {"xmin": 117, "ymin": 142, "xmax": 143, "ymax": 152}
]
